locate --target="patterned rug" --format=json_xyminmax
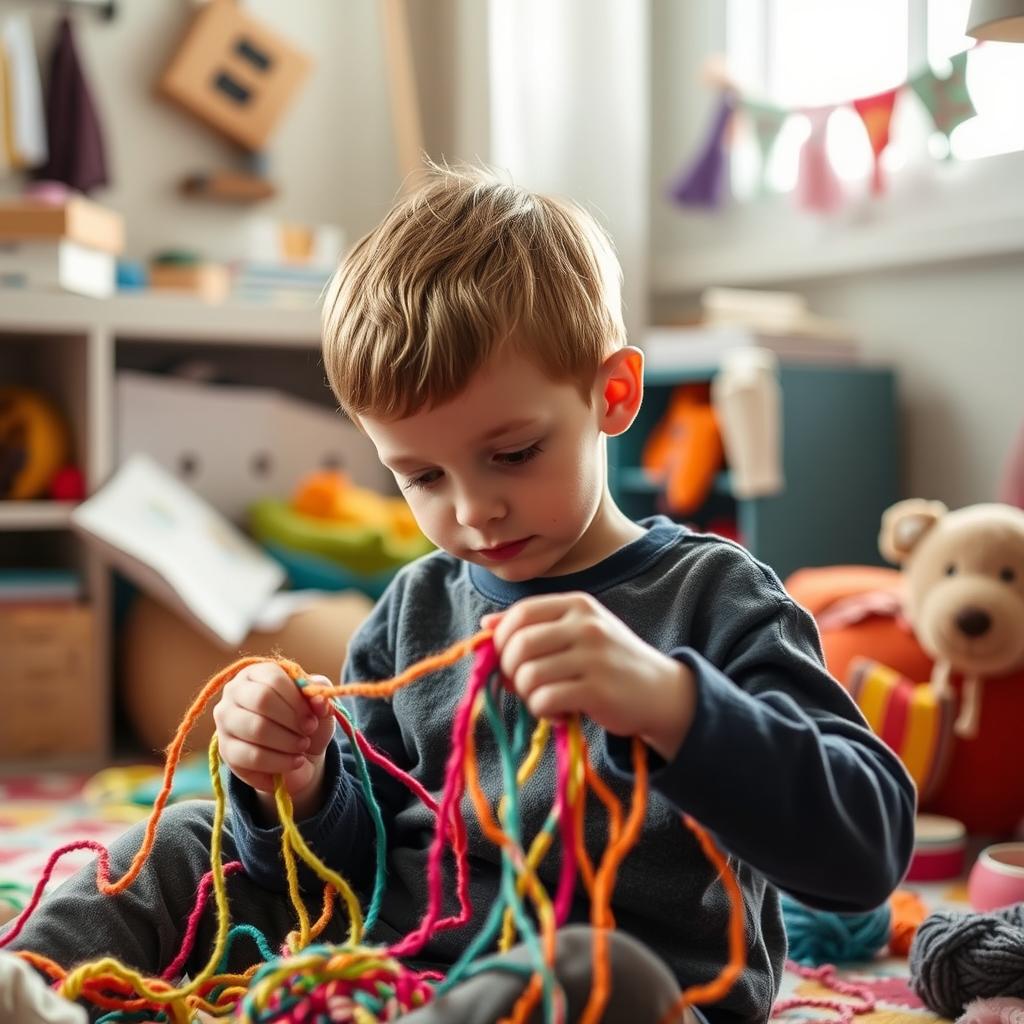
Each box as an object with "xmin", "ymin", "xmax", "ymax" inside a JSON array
[{"xmin": 0, "ymin": 771, "xmax": 969, "ymax": 1023}]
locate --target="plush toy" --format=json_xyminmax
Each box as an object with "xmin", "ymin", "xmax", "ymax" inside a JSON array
[
  {"xmin": 786, "ymin": 500, "xmax": 1024, "ymax": 836},
  {"xmin": 879, "ymin": 500, "xmax": 1024, "ymax": 740}
]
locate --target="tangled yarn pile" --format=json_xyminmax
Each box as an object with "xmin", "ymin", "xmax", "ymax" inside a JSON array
[
  {"xmin": 2, "ymin": 632, "xmax": 747, "ymax": 1024},
  {"xmin": 910, "ymin": 902, "xmax": 1024, "ymax": 1019}
]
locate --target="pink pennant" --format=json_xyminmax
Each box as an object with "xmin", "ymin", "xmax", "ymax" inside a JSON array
[{"xmin": 795, "ymin": 107, "xmax": 843, "ymax": 215}]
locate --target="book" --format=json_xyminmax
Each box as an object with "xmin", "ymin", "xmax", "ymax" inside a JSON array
[
  {"xmin": 0, "ymin": 196, "xmax": 125, "ymax": 255},
  {"xmin": 70, "ymin": 454, "xmax": 286, "ymax": 647},
  {"xmin": 0, "ymin": 239, "xmax": 115, "ymax": 298},
  {"xmin": 643, "ymin": 324, "xmax": 860, "ymax": 372},
  {"xmin": 700, "ymin": 287, "xmax": 854, "ymax": 343},
  {"xmin": 0, "ymin": 569, "xmax": 82, "ymax": 603}
]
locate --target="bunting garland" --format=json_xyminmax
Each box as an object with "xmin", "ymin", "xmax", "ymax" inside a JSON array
[
  {"xmin": 852, "ymin": 87, "xmax": 900, "ymax": 195},
  {"xmin": 666, "ymin": 92, "xmax": 736, "ymax": 208},
  {"xmin": 796, "ymin": 106, "xmax": 843, "ymax": 214},
  {"xmin": 909, "ymin": 50, "xmax": 976, "ymax": 151},
  {"xmin": 670, "ymin": 48, "xmax": 978, "ymax": 214}
]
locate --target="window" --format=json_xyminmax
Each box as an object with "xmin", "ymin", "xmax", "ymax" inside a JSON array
[{"xmin": 726, "ymin": 0, "xmax": 1024, "ymax": 197}]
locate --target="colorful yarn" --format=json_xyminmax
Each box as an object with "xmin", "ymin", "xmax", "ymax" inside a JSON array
[
  {"xmin": 773, "ymin": 961, "xmax": 877, "ymax": 1024},
  {"xmin": 889, "ymin": 888, "xmax": 928, "ymax": 958},
  {"xmin": 910, "ymin": 903, "xmax": 1024, "ymax": 1019},
  {"xmin": 780, "ymin": 891, "xmax": 891, "ymax": 967},
  {"xmin": 7, "ymin": 633, "xmax": 749, "ymax": 1024}
]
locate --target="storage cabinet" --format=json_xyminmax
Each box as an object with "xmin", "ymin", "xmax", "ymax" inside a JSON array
[
  {"xmin": 0, "ymin": 291, "xmax": 323, "ymax": 769},
  {"xmin": 610, "ymin": 363, "xmax": 900, "ymax": 581}
]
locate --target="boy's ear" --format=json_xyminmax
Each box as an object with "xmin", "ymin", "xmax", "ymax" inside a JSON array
[{"xmin": 598, "ymin": 346, "xmax": 644, "ymax": 437}]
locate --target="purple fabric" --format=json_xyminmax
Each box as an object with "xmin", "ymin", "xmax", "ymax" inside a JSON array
[
  {"xmin": 667, "ymin": 93, "xmax": 734, "ymax": 209},
  {"xmin": 35, "ymin": 17, "xmax": 109, "ymax": 193}
]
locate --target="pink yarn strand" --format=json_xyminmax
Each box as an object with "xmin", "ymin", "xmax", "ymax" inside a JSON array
[
  {"xmin": 553, "ymin": 721, "xmax": 577, "ymax": 924},
  {"xmin": 0, "ymin": 840, "xmax": 111, "ymax": 948},
  {"xmin": 160, "ymin": 861, "xmax": 244, "ymax": 980},
  {"xmin": 389, "ymin": 642, "xmax": 498, "ymax": 959},
  {"xmin": 773, "ymin": 962, "xmax": 877, "ymax": 1024}
]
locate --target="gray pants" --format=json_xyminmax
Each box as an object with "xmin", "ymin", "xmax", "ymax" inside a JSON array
[{"xmin": 2, "ymin": 801, "xmax": 692, "ymax": 1023}]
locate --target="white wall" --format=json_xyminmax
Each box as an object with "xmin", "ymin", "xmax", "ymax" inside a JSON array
[
  {"xmin": 795, "ymin": 261, "xmax": 1024, "ymax": 508},
  {"xmin": 6, "ymin": 0, "xmax": 406, "ymax": 261},
  {"xmin": 649, "ymin": 0, "xmax": 1024, "ymax": 510}
]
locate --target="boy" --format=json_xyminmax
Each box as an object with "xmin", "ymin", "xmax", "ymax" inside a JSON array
[{"xmin": 4, "ymin": 167, "xmax": 915, "ymax": 1024}]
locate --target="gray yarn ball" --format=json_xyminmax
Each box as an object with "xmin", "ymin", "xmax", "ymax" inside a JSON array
[{"xmin": 910, "ymin": 902, "xmax": 1024, "ymax": 1018}]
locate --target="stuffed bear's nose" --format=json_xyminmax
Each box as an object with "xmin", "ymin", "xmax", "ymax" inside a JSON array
[{"xmin": 955, "ymin": 607, "xmax": 992, "ymax": 638}]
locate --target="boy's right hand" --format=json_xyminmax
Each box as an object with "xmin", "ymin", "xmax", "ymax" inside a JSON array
[{"xmin": 213, "ymin": 662, "xmax": 335, "ymax": 820}]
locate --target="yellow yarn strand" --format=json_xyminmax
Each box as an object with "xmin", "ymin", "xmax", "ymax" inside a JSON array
[
  {"xmin": 499, "ymin": 719, "xmax": 558, "ymax": 952},
  {"xmin": 60, "ymin": 735, "xmax": 234, "ymax": 1020},
  {"xmin": 274, "ymin": 777, "xmax": 366, "ymax": 950}
]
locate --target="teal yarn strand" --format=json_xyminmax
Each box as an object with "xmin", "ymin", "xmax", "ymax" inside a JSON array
[
  {"xmin": 298, "ymin": 680, "xmax": 389, "ymax": 935},
  {"xmin": 780, "ymin": 891, "xmax": 891, "ymax": 966}
]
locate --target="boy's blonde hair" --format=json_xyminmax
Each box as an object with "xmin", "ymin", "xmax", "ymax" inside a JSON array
[{"xmin": 321, "ymin": 164, "xmax": 626, "ymax": 420}]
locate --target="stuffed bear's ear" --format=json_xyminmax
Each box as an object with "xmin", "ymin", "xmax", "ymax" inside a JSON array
[{"xmin": 879, "ymin": 499, "xmax": 949, "ymax": 565}]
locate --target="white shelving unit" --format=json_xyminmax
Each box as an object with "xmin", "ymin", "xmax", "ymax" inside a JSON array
[{"xmin": 0, "ymin": 291, "xmax": 322, "ymax": 768}]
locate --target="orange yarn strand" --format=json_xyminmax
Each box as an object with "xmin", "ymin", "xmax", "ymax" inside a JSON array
[
  {"xmin": 305, "ymin": 631, "xmax": 494, "ymax": 700},
  {"xmin": 658, "ymin": 815, "xmax": 748, "ymax": 1024},
  {"xmin": 580, "ymin": 736, "xmax": 650, "ymax": 1024},
  {"xmin": 100, "ymin": 655, "xmax": 288, "ymax": 895}
]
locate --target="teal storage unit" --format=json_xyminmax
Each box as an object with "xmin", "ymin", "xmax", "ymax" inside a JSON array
[{"xmin": 609, "ymin": 363, "xmax": 900, "ymax": 581}]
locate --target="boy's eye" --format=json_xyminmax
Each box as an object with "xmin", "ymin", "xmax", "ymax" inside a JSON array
[
  {"xmin": 495, "ymin": 444, "xmax": 542, "ymax": 467},
  {"xmin": 405, "ymin": 469, "xmax": 443, "ymax": 490}
]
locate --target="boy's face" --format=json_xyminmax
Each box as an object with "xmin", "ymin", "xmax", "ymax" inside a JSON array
[{"xmin": 361, "ymin": 348, "xmax": 636, "ymax": 581}]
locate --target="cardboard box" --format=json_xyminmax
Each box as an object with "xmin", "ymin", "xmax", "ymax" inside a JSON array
[
  {"xmin": 116, "ymin": 371, "xmax": 392, "ymax": 523},
  {"xmin": 0, "ymin": 197, "xmax": 125, "ymax": 255},
  {"xmin": 149, "ymin": 262, "xmax": 231, "ymax": 302},
  {"xmin": 0, "ymin": 603, "xmax": 104, "ymax": 762}
]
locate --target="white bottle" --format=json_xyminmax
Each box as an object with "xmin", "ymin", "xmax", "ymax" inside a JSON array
[{"xmin": 711, "ymin": 347, "xmax": 784, "ymax": 499}]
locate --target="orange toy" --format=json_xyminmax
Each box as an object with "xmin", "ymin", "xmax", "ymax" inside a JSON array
[
  {"xmin": 642, "ymin": 385, "xmax": 724, "ymax": 516},
  {"xmin": 787, "ymin": 563, "xmax": 1024, "ymax": 836}
]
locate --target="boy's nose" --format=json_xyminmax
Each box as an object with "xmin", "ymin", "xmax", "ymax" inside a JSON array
[{"xmin": 454, "ymin": 488, "xmax": 506, "ymax": 529}]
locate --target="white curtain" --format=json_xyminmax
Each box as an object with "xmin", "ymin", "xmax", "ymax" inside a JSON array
[{"xmin": 486, "ymin": 0, "xmax": 651, "ymax": 342}]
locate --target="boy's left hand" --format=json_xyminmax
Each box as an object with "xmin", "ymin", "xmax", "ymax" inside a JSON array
[{"xmin": 482, "ymin": 592, "xmax": 697, "ymax": 761}]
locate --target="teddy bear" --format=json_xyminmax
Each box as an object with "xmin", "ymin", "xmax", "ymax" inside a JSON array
[
  {"xmin": 879, "ymin": 500, "xmax": 1024, "ymax": 740},
  {"xmin": 786, "ymin": 500, "xmax": 1024, "ymax": 836}
]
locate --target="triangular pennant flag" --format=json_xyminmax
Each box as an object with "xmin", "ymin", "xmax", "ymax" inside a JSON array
[
  {"xmin": 852, "ymin": 87, "xmax": 899, "ymax": 196},
  {"xmin": 910, "ymin": 50, "xmax": 976, "ymax": 150},
  {"xmin": 794, "ymin": 106, "xmax": 842, "ymax": 215},
  {"xmin": 741, "ymin": 99, "xmax": 789, "ymax": 192},
  {"xmin": 667, "ymin": 92, "xmax": 736, "ymax": 209}
]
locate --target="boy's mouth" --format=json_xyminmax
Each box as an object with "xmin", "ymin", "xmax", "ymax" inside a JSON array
[{"xmin": 477, "ymin": 536, "xmax": 533, "ymax": 562}]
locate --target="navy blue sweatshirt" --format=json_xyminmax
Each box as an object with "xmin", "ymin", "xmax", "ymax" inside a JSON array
[{"xmin": 229, "ymin": 517, "xmax": 915, "ymax": 1024}]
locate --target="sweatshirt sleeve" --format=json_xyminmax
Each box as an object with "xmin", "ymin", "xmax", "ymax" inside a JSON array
[
  {"xmin": 227, "ymin": 580, "xmax": 411, "ymax": 894},
  {"xmin": 604, "ymin": 593, "xmax": 916, "ymax": 913}
]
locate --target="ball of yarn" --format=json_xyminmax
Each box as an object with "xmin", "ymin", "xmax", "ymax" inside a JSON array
[
  {"xmin": 780, "ymin": 892, "xmax": 892, "ymax": 967},
  {"xmin": 910, "ymin": 903, "xmax": 1024, "ymax": 1019},
  {"xmin": 889, "ymin": 888, "xmax": 928, "ymax": 957}
]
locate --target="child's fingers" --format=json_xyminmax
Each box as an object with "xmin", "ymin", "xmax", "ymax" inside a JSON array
[
  {"xmin": 480, "ymin": 612, "xmax": 503, "ymax": 629},
  {"xmin": 500, "ymin": 620, "xmax": 576, "ymax": 682},
  {"xmin": 492, "ymin": 593, "xmax": 585, "ymax": 649},
  {"xmin": 228, "ymin": 766, "xmax": 277, "ymax": 794},
  {"xmin": 305, "ymin": 678, "xmax": 334, "ymax": 717},
  {"xmin": 234, "ymin": 674, "xmax": 318, "ymax": 736},
  {"xmin": 508, "ymin": 650, "xmax": 582, "ymax": 701},
  {"xmin": 217, "ymin": 703, "xmax": 311, "ymax": 755},
  {"xmin": 219, "ymin": 734, "xmax": 306, "ymax": 777}
]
